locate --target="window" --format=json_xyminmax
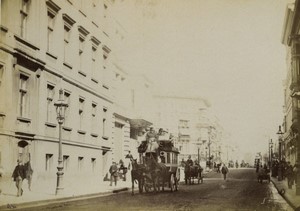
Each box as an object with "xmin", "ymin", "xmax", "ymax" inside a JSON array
[
  {"xmin": 91, "ymin": 36, "xmax": 100, "ymax": 82},
  {"xmin": 46, "ymin": 0, "xmax": 61, "ymax": 53},
  {"xmin": 92, "ymin": 103, "xmax": 97, "ymax": 117},
  {"xmin": 19, "ymin": 74, "xmax": 29, "ymax": 117},
  {"xmin": 45, "ymin": 154, "xmax": 53, "ymax": 171},
  {"xmin": 91, "ymin": 158, "xmax": 96, "ymax": 172},
  {"xmin": 20, "ymin": 0, "xmax": 29, "ymax": 38},
  {"xmin": 102, "ymin": 107, "xmax": 107, "ymax": 138},
  {"xmin": 46, "ymin": 84, "xmax": 55, "ymax": 122},
  {"xmin": 179, "ymin": 120, "xmax": 189, "ymax": 128},
  {"xmin": 64, "ymin": 91, "xmax": 71, "ymax": 125},
  {"xmin": 78, "ymin": 156, "xmax": 84, "ymax": 171},
  {"xmin": 0, "ymin": 65, "xmax": 3, "ymax": 86},
  {"xmin": 79, "ymin": 98, "xmax": 85, "ymax": 129},
  {"xmin": 63, "ymin": 14, "xmax": 76, "ymax": 64},
  {"xmin": 78, "ymin": 26, "xmax": 89, "ymax": 74},
  {"xmin": 63, "ymin": 155, "xmax": 69, "ymax": 171}
]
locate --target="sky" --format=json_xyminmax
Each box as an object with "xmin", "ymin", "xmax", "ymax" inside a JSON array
[{"xmin": 112, "ymin": 0, "xmax": 291, "ymax": 156}]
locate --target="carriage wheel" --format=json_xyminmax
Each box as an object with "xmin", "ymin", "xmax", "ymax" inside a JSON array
[{"xmin": 170, "ymin": 174, "xmax": 175, "ymax": 192}]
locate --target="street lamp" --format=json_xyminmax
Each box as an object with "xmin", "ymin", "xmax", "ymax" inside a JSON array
[
  {"xmin": 269, "ymin": 139, "xmax": 273, "ymax": 176},
  {"xmin": 54, "ymin": 88, "xmax": 68, "ymax": 195},
  {"xmin": 277, "ymin": 125, "xmax": 284, "ymax": 181}
]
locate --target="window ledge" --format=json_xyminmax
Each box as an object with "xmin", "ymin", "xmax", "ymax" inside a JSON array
[
  {"xmin": 77, "ymin": 129, "xmax": 86, "ymax": 135},
  {"xmin": 45, "ymin": 122, "xmax": 57, "ymax": 128},
  {"xmin": 91, "ymin": 78, "xmax": 98, "ymax": 84},
  {"xmin": 0, "ymin": 112, "xmax": 6, "ymax": 117},
  {"xmin": 102, "ymin": 84, "xmax": 109, "ymax": 90},
  {"xmin": 46, "ymin": 51, "xmax": 58, "ymax": 60},
  {"xmin": 0, "ymin": 25, "xmax": 8, "ymax": 33},
  {"xmin": 63, "ymin": 62, "xmax": 73, "ymax": 69},
  {"xmin": 78, "ymin": 70, "xmax": 87, "ymax": 77},
  {"xmin": 102, "ymin": 135, "xmax": 109, "ymax": 140},
  {"xmin": 91, "ymin": 133, "xmax": 99, "ymax": 137},
  {"xmin": 62, "ymin": 126, "xmax": 72, "ymax": 131},
  {"xmin": 17, "ymin": 116, "xmax": 31, "ymax": 123}
]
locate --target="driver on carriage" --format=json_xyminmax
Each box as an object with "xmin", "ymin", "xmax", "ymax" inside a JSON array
[{"xmin": 187, "ymin": 155, "xmax": 194, "ymax": 166}]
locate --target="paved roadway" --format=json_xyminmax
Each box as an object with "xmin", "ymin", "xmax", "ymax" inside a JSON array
[{"xmin": 23, "ymin": 168, "xmax": 293, "ymax": 211}]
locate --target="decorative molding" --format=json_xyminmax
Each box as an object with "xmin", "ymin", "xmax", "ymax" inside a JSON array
[
  {"xmin": 78, "ymin": 26, "xmax": 89, "ymax": 40},
  {"xmin": 46, "ymin": 0, "xmax": 61, "ymax": 17},
  {"xmin": 0, "ymin": 25, "xmax": 8, "ymax": 33},
  {"xmin": 91, "ymin": 78, "xmax": 99, "ymax": 84},
  {"xmin": 63, "ymin": 14, "xmax": 76, "ymax": 30},
  {"xmin": 91, "ymin": 36, "xmax": 101, "ymax": 49},
  {"xmin": 46, "ymin": 51, "xmax": 58, "ymax": 60},
  {"xmin": 14, "ymin": 35, "xmax": 40, "ymax": 50},
  {"xmin": 102, "ymin": 45, "xmax": 111, "ymax": 54},
  {"xmin": 78, "ymin": 70, "xmax": 87, "ymax": 77}
]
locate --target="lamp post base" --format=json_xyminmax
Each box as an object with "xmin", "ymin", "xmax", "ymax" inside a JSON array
[{"xmin": 55, "ymin": 167, "xmax": 64, "ymax": 195}]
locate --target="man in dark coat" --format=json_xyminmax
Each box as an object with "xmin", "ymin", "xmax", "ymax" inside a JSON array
[
  {"xmin": 109, "ymin": 161, "xmax": 118, "ymax": 186},
  {"xmin": 221, "ymin": 163, "xmax": 229, "ymax": 180},
  {"xmin": 12, "ymin": 160, "xmax": 26, "ymax": 197}
]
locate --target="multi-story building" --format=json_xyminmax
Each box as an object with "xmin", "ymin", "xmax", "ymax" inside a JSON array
[
  {"xmin": 281, "ymin": 0, "xmax": 300, "ymax": 166},
  {"xmin": 0, "ymin": 0, "xmax": 116, "ymax": 183},
  {"xmin": 280, "ymin": 4, "xmax": 300, "ymax": 198},
  {"xmin": 153, "ymin": 95, "xmax": 223, "ymax": 166}
]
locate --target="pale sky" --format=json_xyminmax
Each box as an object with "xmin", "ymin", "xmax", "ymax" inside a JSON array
[{"xmin": 113, "ymin": 0, "xmax": 290, "ymax": 155}]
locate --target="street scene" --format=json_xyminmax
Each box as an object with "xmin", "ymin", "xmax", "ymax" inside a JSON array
[{"xmin": 1, "ymin": 0, "xmax": 300, "ymax": 210}]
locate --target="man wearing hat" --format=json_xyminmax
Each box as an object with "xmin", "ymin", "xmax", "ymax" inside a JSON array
[{"xmin": 12, "ymin": 160, "xmax": 26, "ymax": 197}]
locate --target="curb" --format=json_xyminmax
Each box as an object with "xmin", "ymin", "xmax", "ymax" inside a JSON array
[
  {"xmin": 0, "ymin": 187, "xmax": 130, "ymax": 210},
  {"xmin": 270, "ymin": 178, "xmax": 297, "ymax": 210}
]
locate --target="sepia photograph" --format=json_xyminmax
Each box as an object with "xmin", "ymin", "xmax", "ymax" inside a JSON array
[{"xmin": 0, "ymin": 0, "xmax": 299, "ymax": 210}]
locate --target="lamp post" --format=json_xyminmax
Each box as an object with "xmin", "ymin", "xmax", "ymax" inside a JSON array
[
  {"xmin": 54, "ymin": 88, "xmax": 68, "ymax": 195},
  {"xmin": 277, "ymin": 125, "xmax": 284, "ymax": 181},
  {"xmin": 269, "ymin": 139, "xmax": 273, "ymax": 176}
]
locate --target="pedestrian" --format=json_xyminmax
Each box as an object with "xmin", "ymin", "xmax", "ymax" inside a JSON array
[
  {"xmin": 293, "ymin": 163, "xmax": 299, "ymax": 185},
  {"xmin": 11, "ymin": 160, "xmax": 26, "ymax": 197},
  {"xmin": 109, "ymin": 161, "xmax": 118, "ymax": 186},
  {"xmin": 221, "ymin": 163, "xmax": 229, "ymax": 180},
  {"xmin": 286, "ymin": 163, "xmax": 294, "ymax": 189},
  {"xmin": 24, "ymin": 161, "xmax": 33, "ymax": 191}
]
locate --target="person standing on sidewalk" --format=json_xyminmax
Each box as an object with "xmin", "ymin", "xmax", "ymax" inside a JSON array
[
  {"xmin": 221, "ymin": 163, "xmax": 229, "ymax": 180},
  {"xmin": 286, "ymin": 163, "xmax": 294, "ymax": 189},
  {"xmin": 11, "ymin": 160, "xmax": 26, "ymax": 197},
  {"xmin": 109, "ymin": 161, "xmax": 118, "ymax": 186}
]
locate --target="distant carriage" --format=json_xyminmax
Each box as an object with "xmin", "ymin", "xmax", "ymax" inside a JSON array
[
  {"xmin": 134, "ymin": 138, "xmax": 180, "ymax": 194},
  {"xmin": 183, "ymin": 162, "xmax": 203, "ymax": 185}
]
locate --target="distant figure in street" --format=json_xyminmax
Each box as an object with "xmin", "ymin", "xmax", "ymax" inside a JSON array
[
  {"xmin": 109, "ymin": 161, "xmax": 118, "ymax": 186},
  {"xmin": 12, "ymin": 160, "xmax": 26, "ymax": 197},
  {"xmin": 221, "ymin": 163, "xmax": 229, "ymax": 180}
]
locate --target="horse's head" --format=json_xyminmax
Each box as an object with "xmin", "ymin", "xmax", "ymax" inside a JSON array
[{"xmin": 131, "ymin": 159, "xmax": 138, "ymax": 170}]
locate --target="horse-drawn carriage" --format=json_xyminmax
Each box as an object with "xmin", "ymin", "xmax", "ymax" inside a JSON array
[
  {"xmin": 183, "ymin": 160, "xmax": 203, "ymax": 185},
  {"xmin": 131, "ymin": 138, "xmax": 180, "ymax": 194}
]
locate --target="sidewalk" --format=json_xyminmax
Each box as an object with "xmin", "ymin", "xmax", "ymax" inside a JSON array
[
  {"xmin": 0, "ymin": 175, "xmax": 133, "ymax": 210},
  {"xmin": 271, "ymin": 176, "xmax": 300, "ymax": 210}
]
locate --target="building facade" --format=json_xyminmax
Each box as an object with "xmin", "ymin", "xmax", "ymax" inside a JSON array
[
  {"xmin": 0, "ymin": 0, "xmax": 115, "ymax": 183},
  {"xmin": 153, "ymin": 95, "xmax": 223, "ymax": 166}
]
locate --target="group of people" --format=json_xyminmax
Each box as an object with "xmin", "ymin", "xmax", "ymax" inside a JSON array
[{"xmin": 109, "ymin": 151, "xmax": 133, "ymax": 186}]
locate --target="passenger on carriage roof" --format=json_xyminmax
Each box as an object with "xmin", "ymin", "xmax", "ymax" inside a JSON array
[{"xmin": 146, "ymin": 127, "xmax": 157, "ymax": 141}]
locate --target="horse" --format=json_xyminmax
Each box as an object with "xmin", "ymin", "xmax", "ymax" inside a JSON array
[
  {"xmin": 184, "ymin": 163, "xmax": 203, "ymax": 185},
  {"xmin": 144, "ymin": 155, "xmax": 168, "ymax": 193},
  {"xmin": 131, "ymin": 159, "xmax": 146, "ymax": 195}
]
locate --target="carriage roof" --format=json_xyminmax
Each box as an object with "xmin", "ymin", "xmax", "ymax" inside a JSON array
[{"xmin": 137, "ymin": 140, "xmax": 179, "ymax": 154}]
